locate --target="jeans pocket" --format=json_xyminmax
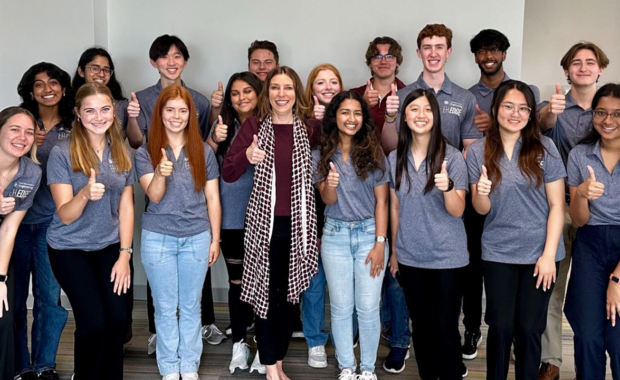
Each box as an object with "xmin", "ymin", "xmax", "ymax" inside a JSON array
[
  {"xmin": 190, "ymin": 231, "xmax": 211, "ymax": 263},
  {"xmin": 141, "ymin": 229, "xmax": 165, "ymax": 265},
  {"xmin": 323, "ymin": 223, "xmax": 337, "ymax": 237}
]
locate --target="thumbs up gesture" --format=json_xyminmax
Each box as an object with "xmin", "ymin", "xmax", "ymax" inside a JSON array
[
  {"xmin": 385, "ymin": 83, "xmax": 399, "ymax": 117},
  {"xmin": 156, "ymin": 148, "xmax": 173, "ymax": 177},
  {"xmin": 549, "ymin": 83, "xmax": 566, "ymax": 115},
  {"xmin": 476, "ymin": 165, "xmax": 492, "ymax": 196},
  {"xmin": 213, "ymin": 115, "xmax": 228, "ymax": 144},
  {"xmin": 313, "ymin": 95, "xmax": 326, "ymax": 120},
  {"xmin": 434, "ymin": 160, "xmax": 451, "ymax": 191},
  {"xmin": 363, "ymin": 79, "xmax": 379, "ymax": 108},
  {"xmin": 82, "ymin": 168, "xmax": 105, "ymax": 201},
  {"xmin": 577, "ymin": 165, "xmax": 605, "ymax": 200},
  {"xmin": 127, "ymin": 92, "xmax": 140, "ymax": 119},
  {"xmin": 211, "ymin": 81, "xmax": 224, "ymax": 109},
  {"xmin": 35, "ymin": 127, "xmax": 47, "ymax": 147},
  {"xmin": 327, "ymin": 162, "xmax": 340, "ymax": 188},
  {"xmin": 0, "ymin": 185, "xmax": 16, "ymax": 215},
  {"xmin": 246, "ymin": 135, "xmax": 266, "ymax": 165},
  {"xmin": 473, "ymin": 104, "xmax": 491, "ymax": 133}
]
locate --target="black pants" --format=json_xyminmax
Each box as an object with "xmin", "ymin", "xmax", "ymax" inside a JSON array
[
  {"xmin": 399, "ymin": 264, "xmax": 465, "ymax": 380},
  {"xmin": 48, "ymin": 243, "xmax": 130, "ymax": 380},
  {"xmin": 484, "ymin": 261, "xmax": 557, "ymax": 380},
  {"xmin": 221, "ymin": 228, "xmax": 254, "ymax": 343},
  {"xmin": 462, "ymin": 194, "xmax": 485, "ymax": 333},
  {"xmin": 146, "ymin": 266, "xmax": 215, "ymax": 334},
  {"xmin": 255, "ymin": 216, "xmax": 296, "ymax": 365},
  {"xmin": 0, "ymin": 262, "xmax": 15, "ymax": 380}
]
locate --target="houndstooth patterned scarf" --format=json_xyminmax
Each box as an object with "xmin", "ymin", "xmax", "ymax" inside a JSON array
[{"xmin": 241, "ymin": 114, "xmax": 319, "ymax": 319}]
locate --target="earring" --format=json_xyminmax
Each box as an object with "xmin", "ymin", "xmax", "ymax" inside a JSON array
[{"xmin": 77, "ymin": 116, "xmax": 81, "ymax": 122}]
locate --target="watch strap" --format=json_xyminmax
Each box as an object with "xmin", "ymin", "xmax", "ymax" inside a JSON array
[{"xmin": 611, "ymin": 274, "xmax": 620, "ymax": 284}]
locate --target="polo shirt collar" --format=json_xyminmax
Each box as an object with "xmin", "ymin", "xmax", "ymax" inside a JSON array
[
  {"xmin": 155, "ymin": 79, "xmax": 187, "ymax": 92},
  {"xmin": 476, "ymin": 73, "xmax": 511, "ymax": 98},
  {"xmin": 415, "ymin": 73, "xmax": 453, "ymax": 96},
  {"xmin": 586, "ymin": 139, "xmax": 604, "ymax": 163}
]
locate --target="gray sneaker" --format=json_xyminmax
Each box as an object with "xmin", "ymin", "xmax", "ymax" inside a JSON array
[
  {"xmin": 308, "ymin": 345, "xmax": 328, "ymax": 368},
  {"xmin": 201, "ymin": 324, "xmax": 226, "ymax": 345},
  {"xmin": 147, "ymin": 333, "xmax": 157, "ymax": 355},
  {"xmin": 250, "ymin": 350, "xmax": 266, "ymax": 374}
]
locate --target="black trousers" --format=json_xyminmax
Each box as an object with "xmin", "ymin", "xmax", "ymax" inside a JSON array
[
  {"xmin": 48, "ymin": 243, "xmax": 130, "ymax": 380},
  {"xmin": 0, "ymin": 262, "xmax": 15, "ymax": 380},
  {"xmin": 221, "ymin": 228, "xmax": 254, "ymax": 343},
  {"xmin": 399, "ymin": 264, "xmax": 465, "ymax": 380},
  {"xmin": 255, "ymin": 216, "xmax": 296, "ymax": 365},
  {"xmin": 462, "ymin": 194, "xmax": 485, "ymax": 333},
  {"xmin": 484, "ymin": 261, "xmax": 557, "ymax": 380}
]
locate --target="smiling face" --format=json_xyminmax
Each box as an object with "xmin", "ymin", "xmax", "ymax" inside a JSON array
[
  {"xmin": 161, "ymin": 97, "xmax": 190, "ymax": 135},
  {"xmin": 32, "ymin": 72, "xmax": 64, "ymax": 108},
  {"xmin": 268, "ymin": 74, "xmax": 296, "ymax": 118},
  {"xmin": 76, "ymin": 94, "xmax": 115, "ymax": 136},
  {"xmin": 565, "ymin": 49, "xmax": 604, "ymax": 87},
  {"xmin": 405, "ymin": 96, "xmax": 434, "ymax": 136},
  {"xmin": 593, "ymin": 96, "xmax": 620, "ymax": 142},
  {"xmin": 0, "ymin": 114, "xmax": 35, "ymax": 159},
  {"xmin": 312, "ymin": 70, "xmax": 341, "ymax": 105},
  {"xmin": 230, "ymin": 79, "xmax": 258, "ymax": 118},
  {"xmin": 336, "ymin": 99, "xmax": 363, "ymax": 139},
  {"xmin": 248, "ymin": 49, "xmax": 277, "ymax": 81},
  {"xmin": 474, "ymin": 46, "xmax": 506, "ymax": 76},
  {"xmin": 417, "ymin": 36, "xmax": 452, "ymax": 74},
  {"xmin": 497, "ymin": 89, "xmax": 529, "ymax": 134},
  {"xmin": 150, "ymin": 45, "xmax": 187, "ymax": 82},
  {"xmin": 79, "ymin": 55, "xmax": 112, "ymax": 86},
  {"xmin": 370, "ymin": 43, "xmax": 398, "ymax": 80}
]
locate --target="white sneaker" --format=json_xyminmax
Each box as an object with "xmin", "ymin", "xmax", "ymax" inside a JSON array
[
  {"xmin": 180, "ymin": 373, "xmax": 199, "ymax": 380},
  {"xmin": 147, "ymin": 334, "xmax": 157, "ymax": 355},
  {"xmin": 355, "ymin": 371, "xmax": 377, "ymax": 380},
  {"xmin": 162, "ymin": 375, "xmax": 180, "ymax": 380},
  {"xmin": 230, "ymin": 340, "xmax": 250, "ymax": 374},
  {"xmin": 201, "ymin": 324, "xmax": 226, "ymax": 345},
  {"xmin": 338, "ymin": 368, "xmax": 356, "ymax": 380},
  {"xmin": 250, "ymin": 350, "xmax": 266, "ymax": 374},
  {"xmin": 308, "ymin": 345, "xmax": 328, "ymax": 368}
]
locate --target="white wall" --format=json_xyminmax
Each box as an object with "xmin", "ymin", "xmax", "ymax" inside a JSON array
[{"xmin": 2, "ymin": 0, "xmax": 526, "ymax": 300}]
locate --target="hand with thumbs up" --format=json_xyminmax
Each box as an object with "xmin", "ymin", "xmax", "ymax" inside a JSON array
[
  {"xmin": 156, "ymin": 148, "xmax": 173, "ymax": 178},
  {"xmin": 476, "ymin": 165, "xmax": 492, "ymax": 196},
  {"xmin": 81, "ymin": 168, "xmax": 105, "ymax": 201},
  {"xmin": 211, "ymin": 81, "xmax": 224, "ymax": 109},
  {"xmin": 577, "ymin": 165, "xmax": 605, "ymax": 200},
  {"xmin": 0, "ymin": 185, "xmax": 16, "ymax": 215},
  {"xmin": 35, "ymin": 127, "xmax": 47, "ymax": 147},
  {"xmin": 313, "ymin": 95, "xmax": 326, "ymax": 120},
  {"xmin": 434, "ymin": 160, "xmax": 451, "ymax": 191},
  {"xmin": 127, "ymin": 92, "xmax": 140, "ymax": 119},
  {"xmin": 385, "ymin": 83, "xmax": 399, "ymax": 117},
  {"xmin": 246, "ymin": 135, "xmax": 266, "ymax": 165},
  {"xmin": 363, "ymin": 79, "xmax": 380, "ymax": 108},
  {"xmin": 473, "ymin": 104, "xmax": 491, "ymax": 133},
  {"xmin": 327, "ymin": 162, "xmax": 340, "ymax": 188},
  {"xmin": 549, "ymin": 83, "xmax": 566, "ymax": 115},
  {"xmin": 213, "ymin": 115, "xmax": 228, "ymax": 144}
]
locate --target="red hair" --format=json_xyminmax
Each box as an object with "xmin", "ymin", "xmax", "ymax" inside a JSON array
[{"xmin": 148, "ymin": 85, "xmax": 206, "ymax": 192}]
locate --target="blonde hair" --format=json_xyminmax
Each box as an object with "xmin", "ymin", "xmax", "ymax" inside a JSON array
[{"xmin": 0, "ymin": 106, "xmax": 39, "ymax": 164}]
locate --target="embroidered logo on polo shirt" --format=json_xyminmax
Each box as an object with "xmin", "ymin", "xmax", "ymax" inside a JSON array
[
  {"xmin": 9, "ymin": 182, "xmax": 35, "ymax": 199},
  {"xmin": 109, "ymin": 157, "xmax": 118, "ymax": 172},
  {"xmin": 537, "ymin": 153, "xmax": 545, "ymax": 169},
  {"xmin": 184, "ymin": 157, "xmax": 191, "ymax": 170},
  {"xmin": 442, "ymin": 101, "xmax": 463, "ymax": 116},
  {"xmin": 57, "ymin": 127, "xmax": 70, "ymax": 140}
]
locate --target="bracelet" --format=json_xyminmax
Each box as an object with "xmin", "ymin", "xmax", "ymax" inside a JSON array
[
  {"xmin": 212, "ymin": 239, "xmax": 222, "ymax": 243},
  {"xmin": 611, "ymin": 273, "xmax": 620, "ymax": 284},
  {"xmin": 119, "ymin": 247, "xmax": 133, "ymax": 254}
]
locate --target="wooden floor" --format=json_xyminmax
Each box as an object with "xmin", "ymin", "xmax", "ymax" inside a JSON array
[{"xmin": 49, "ymin": 301, "xmax": 612, "ymax": 379}]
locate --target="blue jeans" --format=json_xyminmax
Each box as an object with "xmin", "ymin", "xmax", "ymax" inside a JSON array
[
  {"xmin": 321, "ymin": 217, "xmax": 387, "ymax": 373},
  {"xmin": 13, "ymin": 220, "xmax": 68, "ymax": 374},
  {"xmin": 380, "ymin": 265, "xmax": 411, "ymax": 349},
  {"xmin": 141, "ymin": 229, "xmax": 211, "ymax": 376}
]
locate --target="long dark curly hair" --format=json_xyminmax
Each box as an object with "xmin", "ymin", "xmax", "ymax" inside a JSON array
[{"xmin": 317, "ymin": 91, "xmax": 385, "ymax": 181}]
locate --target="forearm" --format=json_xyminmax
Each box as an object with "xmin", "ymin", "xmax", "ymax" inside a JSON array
[
  {"xmin": 318, "ymin": 183, "xmax": 338, "ymax": 205},
  {"xmin": 206, "ymin": 180, "xmax": 221, "ymax": 242},
  {"xmin": 381, "ymin": 121, "xmax": 398, "ymax": 154},
  {"xmin": 118, "ymin": 187, "xmax": 134, "ymax": 251},
  {"xmin": 208, "ymin": 107, "xmax": 221, "ymax": 126},
  {"xmin": 56, "ymin": 187, "xmax": 90, "ymax": 225},
  {"xmin": 569, "ymin": 188, "xmax": 591, "ymax": 227},
  {"xmin": 472, "ymin": 187, "xmax": 491, "ymax": 215},
  {"xmin": 206, "ymin": 136, "xmax": 218, "ymax": 152},
  {"xmin": 443, "ymin": 189, "xmax": 466, "ymax": 218},
  {"xmin": 389, "ymin": 190, "xmax": 399, "ymax": 249},
  {"xmin": 537, "ymin": 104, "xmax": 557, "ymax": 131},
  {"xmin": 542, "ymin": 202, "xmax": 565, "ymax": 258},
  {"xmin": 145, "ymin": 174, "xmax": 167, "ymax": 203},
  {"xmin": 126, "ymin": 118, "xmax": 144, "ymax": 149},
  {"xmin": 374, "ymin": 192, "xmax": 388, "ymax": 238},
  {"xmin": 0, "ymin": 212, "xmax": 26, "ymax": 273}
]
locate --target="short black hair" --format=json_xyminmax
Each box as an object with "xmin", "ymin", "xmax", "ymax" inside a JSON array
[
  {"xmin": 149, "ymin": 34, "xmax": 190, "ymax": 61},
  {"xmin": 470, "ymin": 29, "xmax": 510, "ymax": 54}
]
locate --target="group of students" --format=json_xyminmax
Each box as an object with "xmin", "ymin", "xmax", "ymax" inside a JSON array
[{"xmin": 0, "ymin": 22, "xmax": 618, "ymax": 380}]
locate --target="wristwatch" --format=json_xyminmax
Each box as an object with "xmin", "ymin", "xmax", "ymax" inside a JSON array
[
  {"xmin": 375, "ymin": 236, "xmax": 388, "ymax": 243},
  {"xmin": 0, "ymin": 274, "xmax": 7, "ymax": 283},
  {"xmin": 443, "ymin": 178, "xmax": 454, "ymax": 192},
  {"xmin": 611, "ymin": 274, "xmax": 620, "ymax": 284},
  {"xmin": 119, "ymin": 247, "xmax": 133, "ymax": 255}
]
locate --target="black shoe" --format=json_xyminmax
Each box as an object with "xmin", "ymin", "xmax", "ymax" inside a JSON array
[
  {"xmin": 383, "ymin": 347, "xmax": 408, "ymax": 374},
  {"xmin": 14, "ymin": 371, "xmax": 38, "ymax": 380},
  {"xmin": 38, "ymin": 369, "xmax": 60, "ymax": 380},
  {"xmin": 462, "ymin": 330, "xmax": 482, "ymax": 360}
]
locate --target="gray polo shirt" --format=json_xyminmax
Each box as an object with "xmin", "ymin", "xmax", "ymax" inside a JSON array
[
  {"xmin": 135, "ymin": 80, "xmax": 211, "ymax": 140},
  {"xmin": 23, "ymin": 122, "xmax": 71, "ymax": 224},
  {"xmin": 0, "ymin": 156, "xmax": 41, "ymax": 225},
  {"xmin": 46, "ymin": 141, "xmax": 135, "ymax": 251},
  {"xmin": 538, "ymin": 91, "xmax": 592, "ymax": 167},
  {"xmin": 466, "ymin": 137, "xmax": 567, "ymax": 264},
  {"xmin": 468, "ymin": 74, "xmax": 541, "ymax": 115},
  {"xmin": 395, "ymin": 73, "xmax": 482, "ymax": 150},
  {"xmin": 311, "ymin": 147, "xmax": 388, "ymax": 221},
  {"xmin": 135, "ymin": 142, "xmax": 219, "ymax": 237},
  {"xmin": 209, "ymin": 119, "xmax": 254, "ymax": 230},
  {"xmin": 567, "ymin": 141, "xmax": 620, "ymax": 226},
  {"xmin": 387, "ymin": 144, "xmax": 469, "ymax": 269}
]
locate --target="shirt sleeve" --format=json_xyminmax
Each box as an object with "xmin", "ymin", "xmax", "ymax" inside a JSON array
[
  {"xmin": 529, "ymin": 85, "xmax": 541, "ymax": 105},
  {"xmin": 222, "ymin": 117, "xmax": 258, "ymax": 183},
  {"xmin": 388, "ymin": 151, "xmax": 397, "ymax": 189},
  {"xmin": 542, "ymin": 138, "xmax": 567, "ymax": 183},
  {"xmin": 311, "ymin": 149, "xmax": 323, "ymax": 185},
  {"xmin": 466, "ymin": 142, "xmax": 482, "ymax": 184},
  {"xmin": 135, "ymin": 91, "xmax": 148, "ymax": 135},
  {"xmin": 198, "ymin": 96, "xmax": 212, "ymax": 141},
  {"xmin": 47, "ymin": 145, "xmax": 72, "ymax": 185},
  {"xmin": 15, "ymin": 164, "xmax": 42, "ymax": 212},
  {"xmin": 205, "ymin": 145, "xmax": 220, "ymax": 181},
  {"xmin": 125, "ymin": 160, "xmax": 136, "ymax": 187},
  {"xmin": 374, "ymin": 154, "xmax": 389, "ymax": 187},
  {"xmin": 135, "ymin": 146, "xmax": 154, "ymax": 180},
  {"xmin": 448, "ymin": 148, "xmax": 469, "ymax": 192},
  {"xmin": 566, "ymin": 146, "xmax": 584, "ymax": 187}
]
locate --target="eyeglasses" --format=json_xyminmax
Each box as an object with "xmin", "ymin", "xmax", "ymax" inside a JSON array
[
  {"xmin": 85, "ymin": 65, "xmax": 113, "ymax": 76},
  {"xmin": 500, "ymin": 103, "xmax": 532, "ymax": 116},
  {"xmin": 371, "ymin": 54, "xmax": 396, "ymax": 62},
  {"xmin": 593, "ymin": 109, "xmax": 620, "ymax": 121}
]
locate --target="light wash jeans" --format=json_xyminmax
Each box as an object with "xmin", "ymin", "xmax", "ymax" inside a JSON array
[
  {"xmin": 141, "ymin": 229, "xmax": 211, "ymax": 376},
  {"xmin": 321, "ymin": 217, "xmax": 387, "ymax": 373}
]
